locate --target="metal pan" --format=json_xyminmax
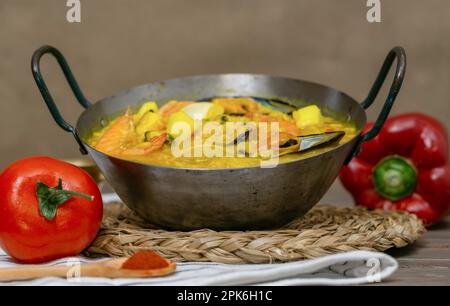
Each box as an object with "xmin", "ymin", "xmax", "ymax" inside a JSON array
[{"xmin": 32, "ymin": 46, "xmax": 406, "ymax": 230}]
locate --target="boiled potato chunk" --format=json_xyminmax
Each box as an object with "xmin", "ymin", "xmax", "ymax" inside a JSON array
[
  {"xmin": 206, "ymin": 104, "xmax": 225, "ymax": 120},
  {"xmin": 135, "ymin": 112, "xmax": 164, "ymax": 139},
  {"xmin": 292, "ymin": 105, "xmax": 323, "ymax": 128},
  {"xmin": 135, "ymin": 101, "xmax": 158, "ymax": 121},
  {"xmin": 167, "ymin": 111, "xmax": 195, "ymax": 137}
]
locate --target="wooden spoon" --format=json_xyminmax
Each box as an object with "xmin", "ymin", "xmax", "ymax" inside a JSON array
[{"xmin": 0, "ymin": 257, "xmax": 176, "ymax": 282}]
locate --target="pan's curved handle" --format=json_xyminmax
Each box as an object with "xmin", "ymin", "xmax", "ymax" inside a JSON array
[
  {"xmin": 31, "ymin": 45, "xmax": 91, "ymax": 154},
  {"xmin": 345, "ymin": 47, "xmax": 406, "ymax": 164}
]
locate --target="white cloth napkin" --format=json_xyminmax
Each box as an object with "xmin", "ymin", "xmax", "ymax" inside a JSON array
[
  {"xmin": 0, "ymin": 194, "xmax": 398, "ymax": 285},
  {"xmin": 0, "ymin": 249, "xmax": 397, "ymax": 286}
]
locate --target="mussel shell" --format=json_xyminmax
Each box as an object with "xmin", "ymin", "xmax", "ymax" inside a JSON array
[
  {"xmin": 231, "ymin": 130, "xmax": 251, "ymax": 145},
  {"xmin": 252, "ymin": 97, "xmax": 298, "ymax": 114},
  {"xmin": 278, "ymin": 131, "xmax": 345, "ymax": 157},
  {"xmin": 279, "ymin": 138, "xmax": 298, "ymax": 148},
  {"xmin": 298, "ymin": 131, "xmax": 345, "ymax": 152}
]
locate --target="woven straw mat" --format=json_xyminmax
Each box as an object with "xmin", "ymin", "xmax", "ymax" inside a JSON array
[{"xmin": 85, "ymin": 203, "xmax": 425, "ymax": 264}]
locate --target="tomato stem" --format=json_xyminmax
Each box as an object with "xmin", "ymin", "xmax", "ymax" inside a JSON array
[
  {"xmin": 51, "ymin": 189, "xmax": 94, "ymax": 201},
  {"xmin": 36, "ymin": 178, "xmax": 94, "ymax": 221}
]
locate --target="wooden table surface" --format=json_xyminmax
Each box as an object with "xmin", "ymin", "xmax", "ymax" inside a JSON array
[
  {"xmin": 381, "ymin": 219, "xmax": 450, "ymax": 286},
  {"xmin": 322, "ymin": 182, "xmax": 450, "ymax": 286}
]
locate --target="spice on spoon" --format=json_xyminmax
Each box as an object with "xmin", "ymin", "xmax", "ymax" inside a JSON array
[{"xmin": 121, "ymin": 251, "xmax": 170, "ymax": 270}]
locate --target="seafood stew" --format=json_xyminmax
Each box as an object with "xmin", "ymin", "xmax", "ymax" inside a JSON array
[{"xmin": 87, "ymin": 97, "xmax": 358, "ymax": 168}]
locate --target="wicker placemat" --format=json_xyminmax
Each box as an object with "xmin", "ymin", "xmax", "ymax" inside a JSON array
[{"xmin": 85, "ymin": 203, "xmax": 425, "ymax": 264}]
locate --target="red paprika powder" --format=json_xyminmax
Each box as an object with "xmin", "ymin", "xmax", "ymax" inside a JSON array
[{"xmin": 121, "ymin": 251, "xmax": 169, "ymax": 270}]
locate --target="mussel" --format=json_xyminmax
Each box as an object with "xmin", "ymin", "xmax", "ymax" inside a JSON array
[
  {"xmin": 278, "ymin": 131, "xmax": 345, "ymax": 156},
  {"xmin": 231, "ymin": 130, "xmax": 345, "ymax": 157},
  {"xmin": 252, "ymin": 97, "xmax": 298, "ymax": 114}
]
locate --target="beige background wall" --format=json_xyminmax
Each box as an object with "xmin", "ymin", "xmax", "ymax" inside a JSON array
[{"xmin": 1, "ymin": 0, "xmax": 449, "ymax": 199}]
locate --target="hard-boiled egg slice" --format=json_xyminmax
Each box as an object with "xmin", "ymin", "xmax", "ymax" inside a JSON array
[{"xmin": 182, "ymin": 102, "xmax": 224, "ymax": 120}]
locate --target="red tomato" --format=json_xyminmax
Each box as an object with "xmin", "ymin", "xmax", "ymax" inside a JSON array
[{"xmin": 0, "ymin": 156, "xmax": 103, "ymax": 263}]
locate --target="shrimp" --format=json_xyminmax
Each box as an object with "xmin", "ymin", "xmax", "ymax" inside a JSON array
[
  {"xmin": 279, "ymin": 120, "xmax": 300, "ymax": 136},
  {"xmin": 94, "ymin": 106, "xmax": 167, "ymax": 156},
  {"xmin": 245, "ymin": 112, "xmax": 300, "ymax": 136},
  {"xmin": 212, "ymin": 98, "xmax": 258, "ymax": 115},
  {"xmin": 94, "ymin": 110, "xmax": 136, "ymax": 154},
  {"xmin": 159, "ymin": 101, "xmax": 193, "ymax": 118},
  {"xmin": 121, "ymin": 133, "xmax": 167, "ymax": 156}
]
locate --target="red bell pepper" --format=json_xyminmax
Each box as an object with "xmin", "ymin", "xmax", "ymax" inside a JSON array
[{"xmin": 340, "ymin": 113, "xmax": 450, "ymax": 226}]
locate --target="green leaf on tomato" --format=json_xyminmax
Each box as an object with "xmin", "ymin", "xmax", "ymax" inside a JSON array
[{"xmin": 36, "ymin": 178, "xmax": 93, "ymax": 221}]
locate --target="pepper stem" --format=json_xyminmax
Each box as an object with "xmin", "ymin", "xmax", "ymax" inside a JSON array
[{"xmin": 372, "ymin": 155, "xmax": 417, "ymax": 201}]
